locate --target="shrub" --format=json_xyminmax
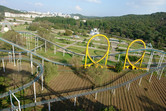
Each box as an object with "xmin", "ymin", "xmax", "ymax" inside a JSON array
[
  {"xmin": 64, "ymin": 29, "xmax": 72, "ymax": 36},
  {"xmin": 85, "ymin": 65, "xmax": 108, "ymax": 86},
  {"xmin": 69, "ymin": 56, "xmax": 82, "ymax": 73},
  {"xmin": 115, "ymin": 47, "xmax": 125, "ymax": 52},
  {"xmin": 128, "ymin": 56, "xmax": 139, "ymax": 62},
  {"xmin": 115, "ymin": 61, "xmax": 123, "ymax": 73},
  {"xmin": 3, "ymin": 30, "xmax": 24, "ymax": 50},
  {"xmin": 3, "ymin": 30, "xmax": 22, "ymax": 45},
  {"xmin": 27, "ymin": 22, "xmax": 39, "ymax": 31},
  {"xmin": 44, "ymin": 62, "xmax": 58, "ymax": 84},
  {"xmin": 70, "ymin": 57, "xmax": 108, "ymax": 86},
  {"xmin": 102, "ymin": 106, "xmax": 118, "ymax": 111},
  {"xmin": 121, "ymin": 55, "xmax": 139, "ymax": 62}
]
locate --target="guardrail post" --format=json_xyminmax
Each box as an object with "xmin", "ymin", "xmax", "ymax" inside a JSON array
[
  {"xmin": 42, "ymin": 59, "xmax": 44, "ymax": 66},
  {"xmin": 112, "ymin": 89, "xmax": 115, "ymax": 95},
  {"xmin": 36, "ymin": 66, "xmax": 39, "ymax": 74},
  {"xmin": 48, "ymin": 102, "xmax": 51, "ymax": 111},
  {"xmin": 54, "ymin": 45, "xmax": 56, "ymax": 54},
  {"xmin": 17, "ymin": 59, "xmax": 20, "ymax": 72},
  {"xmin": 128, "ymin": 83, "xmax": 130, "ymax": 91},
  {"xmin": 139, "ymin": 77, "xmax": 142, "ymax": 86},
  {"xmin": 149, "ymin": 72, "xmax": 153, "ymax": 82},
  {"xmin": 118, "ymin": 54, "xmax": 120, "ymax": 61},
  {"xmin": 126, "ymin": 83, "xmax": 130, "ymax": 91},
  {"xmin": 159, "ymin": 67, "xmax": 165, "ymax": 80},
  {"xmin": 30, "ymin": 53, "xmax": 33, "ymax": 75},
  {"xmin": 157, "ymin": 54, "xmax": 164, "ymax": 75},
  {"xmin": 41, "ymin": 74, "xmax": 44, "ymax": 91},
  {"xmin": 9, "ymin": 90, "xmax": 14, "ymax": 111},
  {"xmin": 95, "ymin": 92, "xmax": 98, "ymax": 100},
  {"xmin": 8, "ymin": 52, "xmax": 12, "ymax": 63},
  {"xmin": 19, "ymin": 53, "xmax": 22, "ymax": 70},
  {"xmin": 12, "ymin": 45, "xmax": 16, "ymax": 66},
  {"xmin": 147, "ymin": 51, "xmax": 154, "ymax": 71},
  {"xmin": 2, "ymin": 59, "xmax": 5, "ymax": 72},
  {"xmin": 74, "ymin": 97, "xmax": 77, "ymax": 106},
  {"xmin": 82, "ymin": 56, "xmax": 84, "ymax": 60},
  {"xmin": 42, "ymin": 59, "xmax": 44, "ymax": 91},
  {"xmin": 63, "ymin": 50, "xmax": 65, "ymax": 57},
  {"xmin": 33, "ymin": 82, "xmax": 36, "ymax": 103},
  {"xmin": 9, "ymin": 90, "xmax": 21, "ymax": 111}
]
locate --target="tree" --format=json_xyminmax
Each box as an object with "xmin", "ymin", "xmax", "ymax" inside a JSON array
[
  {"xmin": 24, "ymin": 22, "xmax": 28, "ymax": 25},
  {"xmin": 115, "ymin": 61, "xmax": 123, "ymax": 72},
  {"xmin": 13, "ymin": 18, "xmax": 16, "ymax": 22},
  {"xmin": 64, "ymin": 30, "xmax": 72, "ymax": 36},
  {"xmin": 27, "ymin": 22, "xmax": 39, "ymax": 31},
  {"xmin": 3, "ymin": 30, "xmax": 24, "ymax": 50}
]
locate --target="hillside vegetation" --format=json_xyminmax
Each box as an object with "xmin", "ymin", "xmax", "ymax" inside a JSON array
[
  {"xmin": 0, "ymin": 5, "xmax": 23, "ymax": 21},
  {"xmin": 33, "ymin": 12, "xmax": 166, "ymax": 49}
]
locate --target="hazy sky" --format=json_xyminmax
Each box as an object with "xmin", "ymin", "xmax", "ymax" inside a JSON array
[{"xmin": 1, "ymin": 0, "xmax": 166, "ymax": 16}]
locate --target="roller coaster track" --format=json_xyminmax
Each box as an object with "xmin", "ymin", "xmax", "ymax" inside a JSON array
[
  {"xmin": 17, "ymin": 31, "xmax": 166, "ymax": 58},
  {"xmin": 0, "ymin": 34, "xmax": 165, "ymax": 111},
  {"xmin": 0, "ymin": 57, "xmax": 43, "ymax": 98}
]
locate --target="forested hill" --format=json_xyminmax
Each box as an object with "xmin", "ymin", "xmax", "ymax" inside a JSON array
[
  {"xmin": 0, "ymin": 5, "xmax": 22, "ymax": 14},
  {"xmin": 101, "ymin": 12, "xmax": 166, "ymax": 48},
  {"xmin": 34, "ymin": 12, "xmax": 166, "ymax": 49},
  {"xmin": 0, "ymin": 5, "xmax": 23, "ymax": 21}
]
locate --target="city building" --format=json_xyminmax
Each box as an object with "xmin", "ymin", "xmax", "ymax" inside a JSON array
[
  {"xmin": 5, "ymin": 12, "xmax": 71, "ymax": 18},
  {"xmin": 73, "ymin": 16, "xmax": 80, "ymax": 20}
]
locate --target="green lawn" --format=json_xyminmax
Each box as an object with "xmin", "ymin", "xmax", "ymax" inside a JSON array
[
  {"xmin": 12, "ymin": 25, "xmax": 29, "ymax": 31},
  {"xmin": 0, "ymin": 32, "xmax": 3, "ymax": 37},
  {"xmin": 67, "ymin": 46, "xmax": 106, "ymax": 56},
  {"xmin": 53, "ymin": 38, "xmax": 74, "ymax": 44}
]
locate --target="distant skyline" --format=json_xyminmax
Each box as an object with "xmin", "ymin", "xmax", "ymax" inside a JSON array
[{"xmin": 1, "ymin": 0, "xmax": 166, "ymax": 16}]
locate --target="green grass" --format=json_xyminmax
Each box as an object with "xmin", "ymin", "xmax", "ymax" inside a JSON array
[
  {"xmin": 118, "ymin": 41, "xmax": 145, "ymax": 49},
  {"xmin": 53, "ymin": 38, "xmax": 74, "ymax": 44},
  {"xmin": 12, "ymin": 25, "xmax": 29, "ymax": 31},
  {"xmin": 76, "ymin": 42, "xmax": 87, "ymax": 47},
  {"xmin": 118, "ymin": 44, "xmax": 128, "ymax": 48},
  {"xmin": 0, "ymin": 32, "xmax": 3, "ymax": 37},
  {"xmin": 44, "ymin": 62, "xmax": 59, "ymax": 84},
  {"xmin": 36, "ymin": 48, "xmax": 72, "ymax": 63},
  {"xmin": 67, "ymin": 46, "xmax": 106, "ymax": 56}
]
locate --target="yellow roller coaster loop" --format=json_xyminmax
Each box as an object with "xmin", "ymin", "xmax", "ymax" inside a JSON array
[
  {"xmin": 84, "ymin": 34, "xmax": 110, "ymax": 68},
  {"xmin": 123, "ymin": 39, "xmax": 147, "ymax": 70}
]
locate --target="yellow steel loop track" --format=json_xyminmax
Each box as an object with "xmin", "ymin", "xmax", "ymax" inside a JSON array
[
  {"xmin": 123, "ymin": 39, "xmax": 147, "ymax": 70},
  {"xmin": 84, "ymin": 34, "xmax": 110, "ymax": 68}
]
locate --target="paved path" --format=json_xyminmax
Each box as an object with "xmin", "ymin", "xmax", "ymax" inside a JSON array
[
  {"xmin": 1, "ymin": 19, "xmax": 11, "ymax": 32},
  {"xmin": 110, "ymin": 42, "xmax": 118, "ymax": 61}
]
